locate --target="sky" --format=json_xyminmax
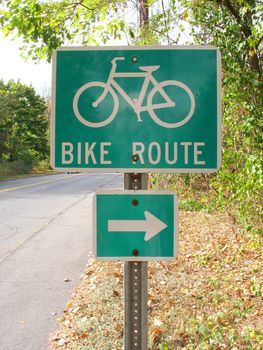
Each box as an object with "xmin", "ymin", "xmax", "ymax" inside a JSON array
[
  {"xmin": 0, "ymin": 4, "xmax": 134, "ymax": 98},
  {"xmin": 0, "ymin": 34, "xmax": 51, "ymax": 96},
  {"xmin": 0, "ymin": 34, "xmax": 127, "ymax": 98}
]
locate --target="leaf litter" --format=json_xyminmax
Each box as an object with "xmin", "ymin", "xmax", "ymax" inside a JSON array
[{"xmin": 49, "ymin": 211, "xmax": 262, "ymax": 349}]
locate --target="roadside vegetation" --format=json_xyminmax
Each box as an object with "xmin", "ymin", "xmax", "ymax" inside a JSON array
[
  {"xmin": 0, "ymin": 80, "xmax": 51, "ymax": 178},
  {"xmin": 0, "ymin": 0, "xmax": 262, "ymax": 348}
]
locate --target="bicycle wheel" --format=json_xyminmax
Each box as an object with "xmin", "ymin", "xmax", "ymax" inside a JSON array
[
  {"xmin": 147, "ymin": 80, "xmax": 195, "ymax": 128},
  {"xmin": 73, "ymin": 82, "xmax": 118, "ymax": 128}
]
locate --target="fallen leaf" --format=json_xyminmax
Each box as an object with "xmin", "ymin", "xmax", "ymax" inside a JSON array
[
  {"xmin": 113, "ymin": 290, "xmax": 120, "ymax": 297},
  {"xmin": 81, "ymin": 332, "xmax": 89, "ymax": 339},
  {"xmin": 151, "ymin": 326, "xmax": 163, "ymax": 343}
]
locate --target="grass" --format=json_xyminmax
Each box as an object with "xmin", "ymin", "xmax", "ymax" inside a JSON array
[{"xmin": 0, "ymin": 160, "xmax": 56, "ymax": 181}]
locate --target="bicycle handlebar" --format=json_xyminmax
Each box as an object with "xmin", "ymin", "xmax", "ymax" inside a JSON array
[{"xmin": 111, "ymin": 57, "xmax": 125, "ymax": 64}]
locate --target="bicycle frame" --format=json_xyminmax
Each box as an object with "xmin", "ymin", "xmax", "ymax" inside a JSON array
[{"xmin": 93, "ymin": 58, "xmax": 175, "ymax": 118}]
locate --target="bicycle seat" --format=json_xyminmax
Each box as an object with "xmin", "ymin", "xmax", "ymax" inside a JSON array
[{"xmin": 139, "ymin": 65, "xmax": 160, "ymax": 72}]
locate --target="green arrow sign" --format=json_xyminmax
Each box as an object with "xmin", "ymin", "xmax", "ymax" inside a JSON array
[
  {"xmin": 93, "ymin": 190, "xmax": 178, "ymax": 261},
  {"xmin": 51, "ymin": 46, "xmax": 221, "ymax": 173}
]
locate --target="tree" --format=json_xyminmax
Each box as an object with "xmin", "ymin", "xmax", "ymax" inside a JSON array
[
  {"xmin": 0, "ymin": 80, "xmax": 49, "ymax": 164},
  {"xmin": 0, "ymin": 0, "xmax": 130, "ymax": 61},
  {"xmin": 184, "ymin": 0, "xmax": 262, "ymax": 76},
  {"xmin": 0, "ymin": 81, "xmax": 11, "ymax": 159}
]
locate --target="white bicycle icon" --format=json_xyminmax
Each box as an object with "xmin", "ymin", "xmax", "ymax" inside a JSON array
[{"xmin": 73, "ymin": 57, "xmax": 195, "ymax": 128}]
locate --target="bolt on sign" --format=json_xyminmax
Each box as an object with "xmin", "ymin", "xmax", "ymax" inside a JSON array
[
  {"xmin": 51, "ymin": 46, "xmax": 221, "ymax": 173},
  {"xmin": 93, "ymin": 190, "xmax": 178, "ymax": 261}
]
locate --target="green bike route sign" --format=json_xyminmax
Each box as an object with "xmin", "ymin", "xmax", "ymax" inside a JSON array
[
  {"xmin": 93, "ymin": 190, "xmax": 178, "ymax": 261},
  {"xmin": 51, "ymin": 46, "xmax": 221, "ymax": 173}
]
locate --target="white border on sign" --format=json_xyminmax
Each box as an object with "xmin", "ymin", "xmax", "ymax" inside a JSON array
[
  {"xmin": 217, "ymin": 49, "xmax": 222, "ymax": 170},
  {"xmin": 51, "ymin": 49, "xmax": 57, "ymax": 174},
  {"xmin": 51, "ymin": 45, "xmax": 222, "ymax": 173},
  {"xmin": 92, "ymin": 190, "xmax": 178, "ymax": 261}
]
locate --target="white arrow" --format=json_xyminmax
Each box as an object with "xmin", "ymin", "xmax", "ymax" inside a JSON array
[{"xmin": 108, "ymin": 211, "xmax": 168, "ymax": 241}]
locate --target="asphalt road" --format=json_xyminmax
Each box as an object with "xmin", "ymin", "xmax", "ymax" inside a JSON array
[{"xmin": 0, "ymin": 172, "xmax": 123, "ymax": 350}]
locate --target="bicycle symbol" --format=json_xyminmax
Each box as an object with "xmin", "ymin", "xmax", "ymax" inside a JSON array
[{"xmin": 73, "ymin": 57, "xmax": 195, "ymax": 128}]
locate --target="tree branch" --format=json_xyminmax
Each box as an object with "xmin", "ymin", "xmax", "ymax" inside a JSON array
[{"xmin": 217, "ymin": 0, "xmax": 261, "ymax": 75}]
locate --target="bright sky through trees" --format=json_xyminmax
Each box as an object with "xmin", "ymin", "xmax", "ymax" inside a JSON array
[
  {"xmin": 0, "ymin": 0, "xmax": 190, "ymax": 98},
  {"xmin": 0, "ymin": 34, "xmax": 51, "ymax": 96}
]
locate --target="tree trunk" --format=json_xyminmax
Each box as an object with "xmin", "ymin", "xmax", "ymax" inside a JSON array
[{"xmin": 139, "ymin": 0, "xmax": 149, "ymax": 28}]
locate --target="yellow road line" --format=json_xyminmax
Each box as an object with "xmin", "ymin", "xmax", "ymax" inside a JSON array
[{"xmin": 0, "ymin": 174, "xmax": 81, "ymax": 193}]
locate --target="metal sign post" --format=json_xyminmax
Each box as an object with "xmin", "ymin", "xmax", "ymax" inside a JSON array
[
  {"xmin": 93, "ymin": 175, "xmax": 177, "ymax": 348},
  {"xmin": 124, "ymin": 260, "xmax": 148, "ymax": 350},
  {"xmin": 124, "ymin": 173, "xmax": 148, "ymax": 350}
]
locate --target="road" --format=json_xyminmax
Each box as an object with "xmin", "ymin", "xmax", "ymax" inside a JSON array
[{"xmin": 0, "ymin": 172, "xmax": 123, "ymax": 350}]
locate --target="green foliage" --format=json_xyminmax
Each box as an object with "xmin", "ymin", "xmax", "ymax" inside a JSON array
[
  {"xmin": 0, "ymin": 80, "xmax": 49, "ymax": 173},
  {"xmin": 187, "ymin": 1, "xmax": 262, "ymax": 235},
  {"xmin": 208, "ymin": 67, "xmax": 262, "ymax": 233},
  {"xmin": 186, "ymin": 0, "xmax": 262, "ymax": 74},
  {"xmin": 0, "ymin": 0, "xmax": 174, "ymax": 57},
  {"xmin": 159, "ymin": 342, "xmax": 169, "ymax": 350},
  {"xmin": 0, "ymin": 0, "xmax": 129, "ymax": 61},
  {"xmin": 250, "ymin": 277, "xmax": 262, "ymax": 297},
  {"xmin": 186, "ymin": 312, "xmax": 263, "ymax": 349}
]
